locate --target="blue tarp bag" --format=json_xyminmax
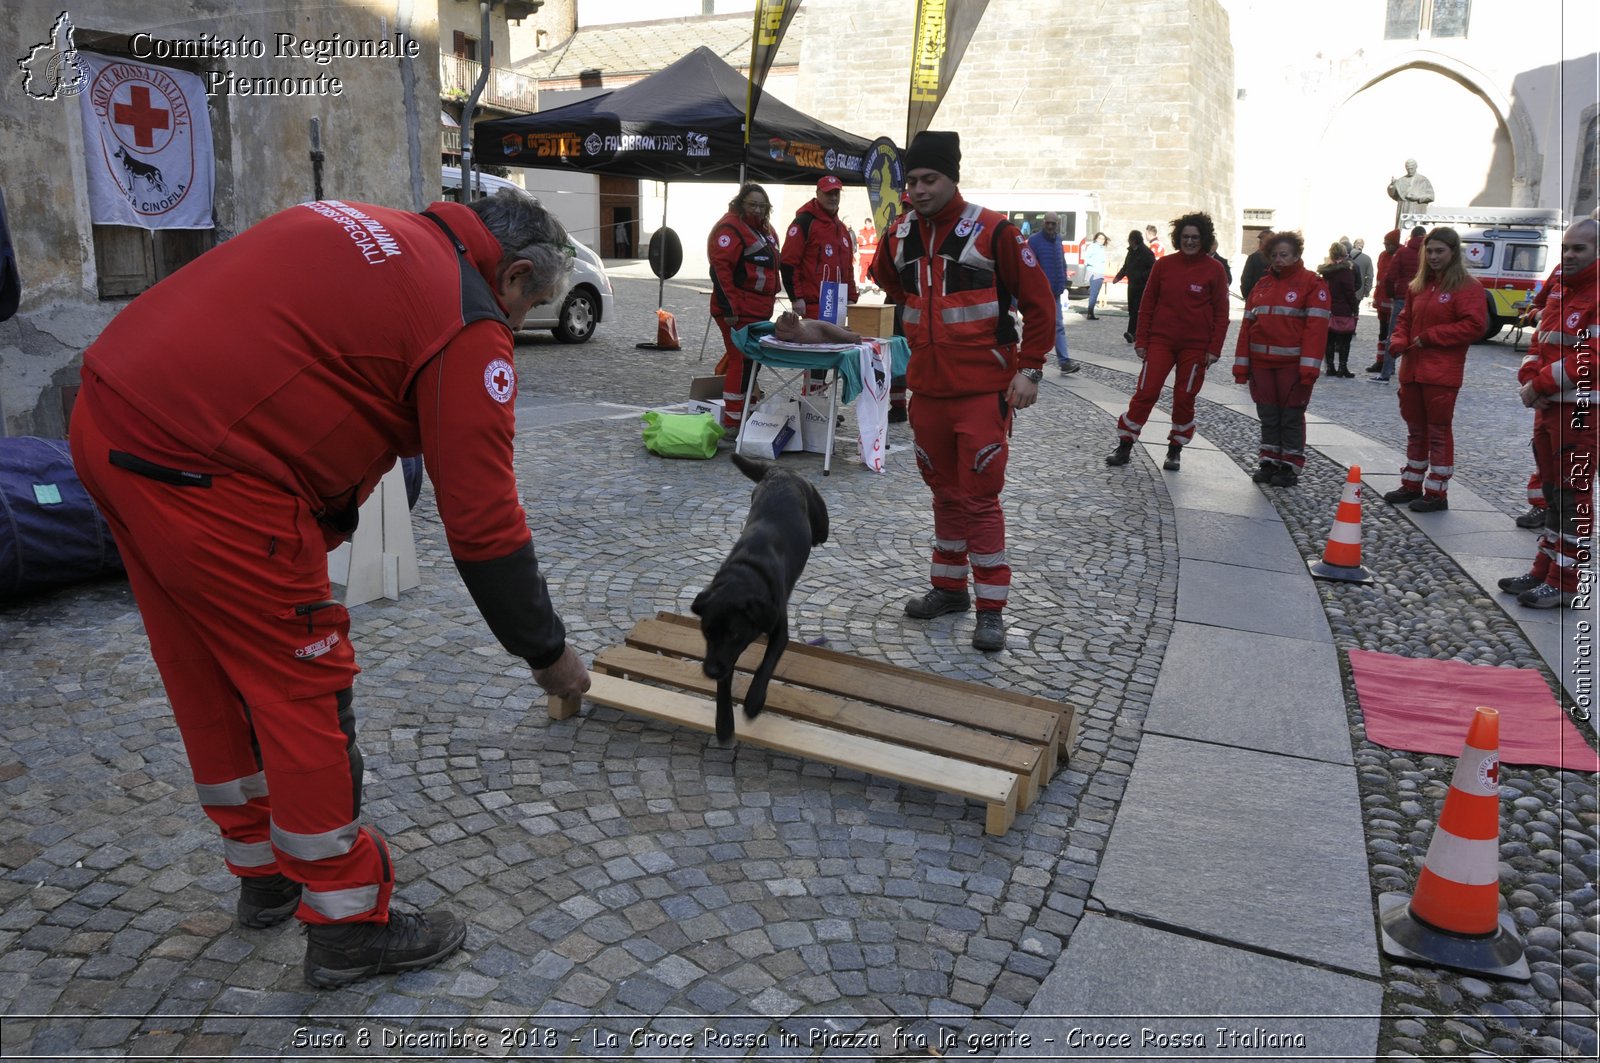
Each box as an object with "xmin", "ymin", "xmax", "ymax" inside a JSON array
[{"xmin": 0, "ymin": 437, "xmax": 123, "ymax": 599}]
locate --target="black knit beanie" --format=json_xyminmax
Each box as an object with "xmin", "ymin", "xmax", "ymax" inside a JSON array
[{"xmin": 903, "ymin": 130, "xmax": 960, "ymax": 183}]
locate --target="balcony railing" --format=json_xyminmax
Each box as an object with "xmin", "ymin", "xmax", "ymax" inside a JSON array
[{"xmin": 440, "ymin": 55, "xmax": 538, "ymax": 114}]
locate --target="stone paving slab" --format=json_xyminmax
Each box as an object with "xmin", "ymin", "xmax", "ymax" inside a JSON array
[
  {"xmin": 1001, "ymin": 915, "xmax": 1382, "ymax": 1061},
  {"xmin": 1091, "ymin": 735, "xmax": 1380, "ymax": 976},
  {"xmin": 1161, "ymin": 475, "xmax": 1283, "ymax": 521},
  {"xmin": 1176, "ymin": 559, "xmax": 1333, "ymax": 643},
  {"xmin": 1147, "ymin": 622, "xmax": 1354, "ymax": 764},
  {"xmin": 1173, "ymin": 508, "xmax": 1301, "ymax": 574}
]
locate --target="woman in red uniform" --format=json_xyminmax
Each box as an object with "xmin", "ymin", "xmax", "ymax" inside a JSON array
[
  {"xmin": 1232, "ymin": 231, "xmax": 1330, "ymax": 487},
  {"xmin": 1380, "ymin": 227, "xmax": 1487, "ymax": 512},
  {"xmin": 708, "ymin": 184, "xmax": 782, "ymax": 432}
]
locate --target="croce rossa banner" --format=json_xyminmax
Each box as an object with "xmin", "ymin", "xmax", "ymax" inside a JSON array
[
  {"xmin": 77, "ymin": 53, "xmax": 215, "ymax": 229},
  {"xmin": 906, "ymin": 0, "xmax": 990, "ymax": 145}
]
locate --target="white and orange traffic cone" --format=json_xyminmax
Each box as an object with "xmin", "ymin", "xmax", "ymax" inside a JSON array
[
  {"xmin": 1309, "ymin": 465, "xmax": 1374, "ymax": 583},
  {"xmin": 1377, "ymin": 706, "xmax": 1529, "ymax": 979}
]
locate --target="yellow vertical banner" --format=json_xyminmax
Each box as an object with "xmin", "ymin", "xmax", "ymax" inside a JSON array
[
  {"xmin": 906, "ymin": 0, "xmax": 990, "ymax": 146},
  {"xmin": 744, "ymin": 0, "xmax": 801, "ymax": 148}
]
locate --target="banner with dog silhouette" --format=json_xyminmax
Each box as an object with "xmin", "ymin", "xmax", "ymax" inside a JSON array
[{"xmin": 77, "ymin": 54, "xmax": 214, "ymax": 230}]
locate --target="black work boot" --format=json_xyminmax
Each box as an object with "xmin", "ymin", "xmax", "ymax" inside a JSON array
[
  {"xmin": 1105, "ymin": 439, "xmax": 1134, "ymax": 466},
  {"xmin": 237, "ymin": 873, "xmax": 302, "ymax": 929},
  {"xmin": 1252, "ymin": 462, "xmax": 1277, "ymax": 483},
  {"xmin": 1162, "ymin": 444, "xmax": 1181, "ymax": 471},
  {"xmin": 904, "ymin": 587, "xmax": 972, "ymax": 619},
  {"xmin": 971, "ymin": 611, "xmax": 1006, "ymax": 652},
  {"xmin": 303, "ymin": 907, "xmax": 466, "ymax": 989}
]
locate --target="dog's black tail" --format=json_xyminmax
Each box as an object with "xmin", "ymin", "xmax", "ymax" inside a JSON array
[{"xmin": 731, "ymin": 451, "xmax": 771, "ymax": 483}]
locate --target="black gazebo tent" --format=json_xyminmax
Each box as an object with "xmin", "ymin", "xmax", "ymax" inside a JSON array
[{"xmin": 474, "ymin": 47, "xmax": 874, "ymax": 185}]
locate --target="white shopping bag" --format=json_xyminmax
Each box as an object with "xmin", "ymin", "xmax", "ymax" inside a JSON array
[
  {"xmin": 738, "ymin": 398, "xmax": 800, "ymax": 459},
  {"xmin": 798, "ymin": 394, "xmax": 833, "ymax": 454},
  {"xmin": 855, "ymin": 340, "xmax": 891, "ymax": 473},
  {"xmin": 818, "ymin": 266, "xmax": 849, "ymax": 326}
]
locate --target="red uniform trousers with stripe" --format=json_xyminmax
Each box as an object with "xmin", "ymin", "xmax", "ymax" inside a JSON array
[
  {"xmin": 1534, "ymin": 403, "xmax": 1599, "ymax": 594},
  {"xmin": 1246, "ymin": 363, "xmax": 1314, "ymax": 469},
  {"xmin": 1117, "ymin": 342, "xmax": 1209, "ymax": 447},
  {"xmin": 713, "ymin": 317, "xmax": 749, "ymax": 431},
  {"xmin": 1397, "ymin": 382, "xmax": 1459, "ymax": 499},
  {"xmin": 70, "ymin": 400, "xmax": 393, "ymax": 926},
  {"xmin": 910, "ymin": 393, "xmax": 1012, "ymax": 612}
]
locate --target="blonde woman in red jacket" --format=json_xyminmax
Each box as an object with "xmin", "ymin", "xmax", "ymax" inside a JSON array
[
  {"xmin": 1231, "ymin": 231, "xmax": 1330, "ymax": 487},
  {"xmin": 1380, "ymin": 227, "xmax": 1488, "ymax": 512}
]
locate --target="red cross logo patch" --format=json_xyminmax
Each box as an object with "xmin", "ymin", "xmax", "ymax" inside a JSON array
[{"xmin": 484, "ymin": 358, "xmax": 516, "ymax": 404}]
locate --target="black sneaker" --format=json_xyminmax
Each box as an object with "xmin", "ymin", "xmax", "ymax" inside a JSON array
[
  {"xmin": 1252, "ymin": 464, "xmax": 1277, "ymax": 483},
  {"xmin": 904, "ymin": 587, "xmax": 971, "ymax": 619},
  {"xmin": 1105, "ymin": 440, "xmax": 1134, "ymax": 466},
  {"xmin": 1518, "ymin": 582, "xmax": 1574, "ymax": 610},
  {"xmin": 1409, "ymin": 495, "xmax": 1449, "ymax": 513},
  {"xmin": 1497, "ymin": 572, "xmax": 1543, "ymax": 594},
  {"xmin": 972, "ymin": 611, "xmax": 1006, "ymax": 652},
  {"xmin": 1060, "ymin": 362, "xmax": 1082, "ymax": 375},
  {"xmin": 1382, "ymin": 488, "xmax": 1422, "ymax": 505},
  {"xmin": 237, "ymin": 873, "xmax": 301, "ymax": 929},
  {"xmin": 1162, "ymin": 445, "xmax": 1181, "ymax": 471},
  {"xmin": 303, "ymin": 907, "xmax": 466, "ymax": 989},
  {"xmin": 1514, "ymin": 506, "xmax": 1547, "ymax": 529}
]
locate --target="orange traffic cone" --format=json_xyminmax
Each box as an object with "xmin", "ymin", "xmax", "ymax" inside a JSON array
[
  {"xmin": 1377, "ymin": 706, "xmax": 1529, "ymax": 979},
  {"xmin": 1309, "ymin": 465, "xmax": 1374, "ymax": 583}
]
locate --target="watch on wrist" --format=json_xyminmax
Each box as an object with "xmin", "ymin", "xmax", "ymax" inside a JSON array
[{"xmin": 1019, "ymin": 368, "xmax": 1043, "ymax": 383}]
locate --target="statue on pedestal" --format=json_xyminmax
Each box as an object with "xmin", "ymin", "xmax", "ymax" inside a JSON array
[{"xmin": 1388, "ymin": 158, "xmax": 1436, "ymax": 226}]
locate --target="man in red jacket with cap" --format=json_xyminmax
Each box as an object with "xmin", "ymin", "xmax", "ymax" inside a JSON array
[
  {"xmin": 870, "ymin": 130, "xmax": 1056, "ymax": 653},
  {"xmin": 782, "ymin": 175, "xmax": 858, "ymax": 320},
  {"xmin": 70, "ymin": 188, "xmax": 590, "ymax": 988}
]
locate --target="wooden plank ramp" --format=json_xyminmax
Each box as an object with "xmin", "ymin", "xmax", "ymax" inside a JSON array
[{"xmin": 549, "ymin": 613, "xmax": 1079, "ymax": 837}]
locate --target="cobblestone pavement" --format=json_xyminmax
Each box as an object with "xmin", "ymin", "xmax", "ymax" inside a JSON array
[{"xmin": 0, "ymin": 273, "xmax": 1594, "ymax": 1061}]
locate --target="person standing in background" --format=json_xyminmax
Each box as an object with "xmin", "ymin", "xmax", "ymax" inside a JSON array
[
  {"xmin": 1082, "ymin": 231, "xmax": 1109, "ymax": 320},
  {"xmin": 708, "ymin": 183, "xmax": 782, "ymax": 432},
  {"xmin": 1366, "ymin": 229, "xmax": 1402, "ymax": 372},
  {"xmin": 1240, "ymin": 229, "xmax": 1273, "ymax": 301},
  {"xmin": 1028, "ymin": 213, "xmax": 1081, "ymax": 374},
  {"xmin": 1112, "ymin": 229, "xmax": 1155, "ymax": 344},
  {"xmin": 1145, "ymin": 224, "xmax": 1165, "ymax": 258},
  {"xmin": 1317, "ymin": 241, "xmax": 1360, "ymax": 378}
]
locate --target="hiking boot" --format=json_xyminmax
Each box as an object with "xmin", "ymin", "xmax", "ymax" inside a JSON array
[
  {"xmin": 1251, "ymin": 463, "xmax": 1277, "ymax": 483},
  {"xmin": 1162, "ymin": 444, "xmax": 1181, "ymax": 471},
  {"xmin": 1105, "ymin": 439, "xmax": 1134, "ymax": 466},
  {"xmin": 1271, "ymin": 466, "xmax": 1300, "ymax": 487},
  {"xmin": 303, "ymin": 906, "xmax": 466, "ymax": 989},
  {"xmin": 237, "ymin": 873, "xmax": 301, "ymax": 929},
  {"xmin": 904, "ymin": 587, "xmax": 971, "ymax": 619},
  {"xmin": 1515, "ymin": 505, "xmax": 1547, "ymax": 529},
  {"xmin": 1518, "ymin": 582, "xmax": 1575, "ymax": 610},
  {"xmin": 1409, "ymin": 495, "xmax": 1449, "ymax": 513},
  {"xmin": 887, "ymin": 406, "xmax": 908, "ymax": 423},
  {"xmin": 971, "ymin": 611, "xmax": 1006, "ymax": 652},
  {"xmin": 1060, "ymin": 361, "xmax": 1082, "ymax": 375},
  {"xmin": 1497, "ymin": 572, "xmax": 1543, "ymax": 594},
  {"xmin": 1382, "ymin": 488, "xmax": 1422, "ymax": 505},
  {"xmin": 1364, "ymin": 362, "xmax": 1383, "ymax": 373}
]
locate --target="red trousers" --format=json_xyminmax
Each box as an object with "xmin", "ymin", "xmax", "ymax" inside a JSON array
[
  {"xmin": 1397, "ymin": 382, "xmax": 1459, "ymax": 498},
  {"xmin": 1118, "ymin": 343, "xmax": 1209, "ymax": 447},
  {"xmin": 910, "ymin": 392, "xmax": 1012, "ymax": 611},
  {"xmin": 1247, "ymin": 363, "xmax": 1314, "ymax": 469},
  {"xmin": 70, "ymin": 398, "xmax": 393, "ymax": 925},
  {"xmin": 1533, "ymin": 403, "xmax": 1598, "ymax": 593},
  {"xmin": 713, "ymin": 317, "xmax": 748, "ymax": 431}
]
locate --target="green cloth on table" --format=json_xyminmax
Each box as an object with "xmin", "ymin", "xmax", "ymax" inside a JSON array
[{"xmin": 732, "ymin": 322, "xmax": 911, "ymax": 405}]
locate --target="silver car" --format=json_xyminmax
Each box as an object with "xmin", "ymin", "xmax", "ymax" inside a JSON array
[{"xmin": 442, "ymin": 166, "xmax": 615, "ymax": 343}]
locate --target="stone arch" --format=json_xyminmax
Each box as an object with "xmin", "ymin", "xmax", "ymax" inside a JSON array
[{"xmin": 1331, "ymin": 50, "xmax": 1540, "ymax": 205}]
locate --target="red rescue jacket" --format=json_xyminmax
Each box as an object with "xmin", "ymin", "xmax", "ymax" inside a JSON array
[
  {"xmin": 1233, "ymin": 260, "xmax": 1331, "ymax": 379},
  {"xmin": 1390, "ymin": 277, "xmax": 1488, "ymax": 388},
  {"xmin": 1134, "ymin": 251, "xmax": 1230, "ymax": 354},
  {"xmin": 870, "ymin": 192, "xmax": 1055, "ymax": 398},
  {"xmin": 708, "ymin": 211, "xmax": 781, "ymax": 325},
  {"xmin": 780, "ymin": 199, "xmax": 858, "ymax": 314},
  {"xmin": 1518, "ymin": 264, "xmax": 1565, "ymax": 384},
  {"xmin": 1528, "ymin": 258, "xmax": 1598, "ymax": 405}
]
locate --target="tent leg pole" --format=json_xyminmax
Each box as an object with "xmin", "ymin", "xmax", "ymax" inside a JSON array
[{"xmin": 657, "ymin": 182, "xmax": 669, "ymax": 309}]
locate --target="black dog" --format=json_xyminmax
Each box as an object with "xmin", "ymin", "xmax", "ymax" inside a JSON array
[{"xmin": 691, "ymin": 452, "xmax": 829, "ymax": 743}]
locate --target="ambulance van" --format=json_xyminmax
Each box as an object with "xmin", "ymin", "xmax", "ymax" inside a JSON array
[{"xmin": 1398, "ymin": 206, "xmax": 1565, "ymax": 341}]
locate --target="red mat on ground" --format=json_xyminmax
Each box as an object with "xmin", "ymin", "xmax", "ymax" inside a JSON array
[{"xmin": 1349, "ymin": 650, "xmax": 1600, "ymax": 771}]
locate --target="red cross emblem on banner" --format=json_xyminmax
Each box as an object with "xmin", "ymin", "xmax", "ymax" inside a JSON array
[{"xmin": 113, "ymin": 85, "xmax": 170, "ymax": 148}]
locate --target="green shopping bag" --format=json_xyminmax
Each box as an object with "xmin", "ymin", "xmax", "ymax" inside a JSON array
[{"xmin": 641, "ymin": 410, "xmax": 725, "ymax": 459}]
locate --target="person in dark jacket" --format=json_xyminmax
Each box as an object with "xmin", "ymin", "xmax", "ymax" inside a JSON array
[
  {"xmin": 1027, "ymin": 212, "xmax": 1080, "ymax": 373},
  {"xmin": 1317, "ymin": 242, "xmax": 1360, "ymax": 377},
  {"xmin": 1373, "ymin": 225, "xmax": 1426, "ymax": 383},
  {"xmin": 1112, "ymin": 229, "xmax": 1155, "ymax": 343},
  {"xmin": 1240, "ymin": 229, "xmax": 1272, "ymax": 301}
]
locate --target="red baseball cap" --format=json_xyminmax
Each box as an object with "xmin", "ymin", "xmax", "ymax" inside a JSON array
[{"xmin": 817, "ymin": 175, "xmax": 843, "ymax": 192}]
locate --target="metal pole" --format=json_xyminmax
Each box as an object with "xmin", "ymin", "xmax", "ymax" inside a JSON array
[
  {"xmin": 308, "ymin": 117, "xmax": 324, "ymax": 201},
  {"xmin": 658, "ymin": 181, "xmax": 669, "ymax": 308},
  {"xmin": 458, "ymin": 0, "xmax": 493, "ymax": 200}
]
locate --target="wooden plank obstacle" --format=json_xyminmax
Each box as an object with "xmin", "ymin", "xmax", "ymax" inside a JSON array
[{"xmin": 548, "ymin": 613, "xmax": 1079, "ymax": 836}]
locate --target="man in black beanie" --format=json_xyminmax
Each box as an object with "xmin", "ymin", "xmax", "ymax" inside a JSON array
[{"xmin": 869, "ymin": 130, "xmax": 1056, "ymax": 653}]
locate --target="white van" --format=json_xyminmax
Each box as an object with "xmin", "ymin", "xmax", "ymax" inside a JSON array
[
  {"xmin": 441, "ymin": 166, "xmax": 614, "ymax": 343},
  {"xmin": 1400, "ymin": 206, "xmax": 1564, "ymax": 341}
]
